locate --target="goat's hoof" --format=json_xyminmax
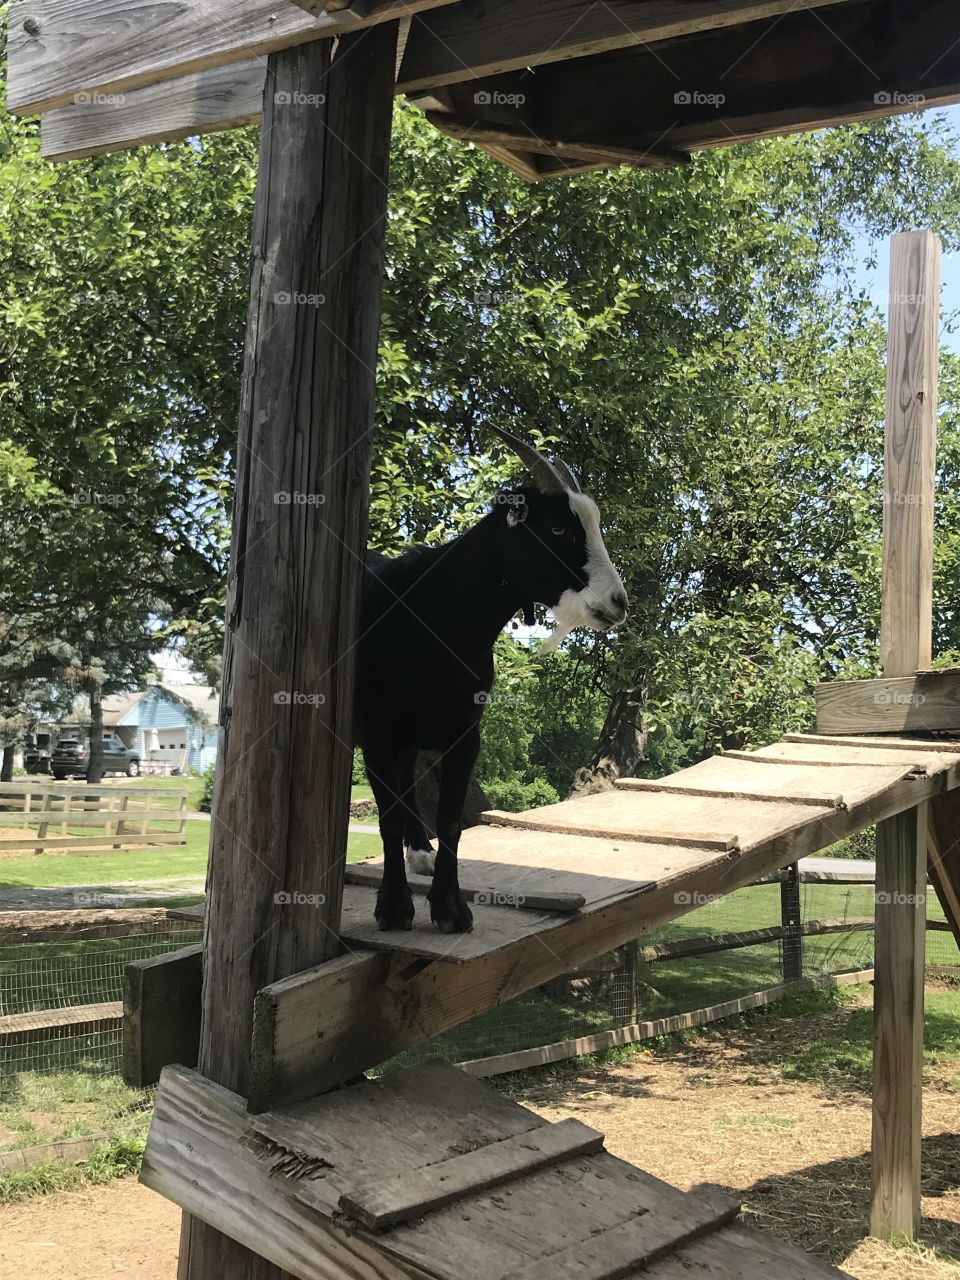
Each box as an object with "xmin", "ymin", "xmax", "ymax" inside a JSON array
[
  {"xmin": 375, "ymin": 883, "xmax": 414, "ymax": 932},
  {"xmin": 406, "ymin": 845, "xmax": 436, "ymax": 877},
  {"xmin": 428, "ymin": 888, "xmax": 473, "ymax": 934}
]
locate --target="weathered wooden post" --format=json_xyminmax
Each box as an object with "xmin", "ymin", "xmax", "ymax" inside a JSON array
[
  {"xmin": 177, "ymin": 26, "xmax": 397, "ymax": 1280},
  {"xmin": 870, "ymin": 229, "xmax": 941, "ymax": 1240}
]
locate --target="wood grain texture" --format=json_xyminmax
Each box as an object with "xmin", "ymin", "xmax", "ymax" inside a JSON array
[
  {"xmin": 397, "ymin": 0, "xmax": 857, "ymax": 94},
  {"xmin": 816, "ymin": 671, "xmax": 960, "ymax": 734},
  {"xmin": 871, "ymin": 803, "xmax": 927, "ymax": 1239},
  {"xmin": 880, "ymin": 231, "xmax": 941, "ymax": 678},
  {"xmin": 253, "ymin": 766, "xmax": 959, "ymax": 1108},
  {"xmin": 0, "ymin": 1001, "xmax": 121, "ymax": 1045},
  {"xmin": 122, "ymin": 942, "xmax": 202, "ymax": 1087},
  {"xmin": 178, "ymin": 28, "xmax": 397, "ymax": 1280},
  {"xmin": 6, "ymin": 0, "xmax": 455, "ymax": 115},
  {"xmin": 336, "ymin": 1118, "xmax": 604, "ymax": 1230},
  {"xmin": 927, "ymin": 789, "xmax": 960, "ymax": 951},
  {"xmin": 41, "ymin": 59, "xmax": 265, "ymax": 161}
]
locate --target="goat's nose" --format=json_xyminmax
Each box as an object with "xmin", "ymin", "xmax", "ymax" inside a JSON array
[{"xmin": 610, "ymin": 590, "xmax": 628, "ymax": 620}]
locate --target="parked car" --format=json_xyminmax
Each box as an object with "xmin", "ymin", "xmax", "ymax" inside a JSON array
[{"xmin": 50, "ymin": 737, "xmax": 141, "ymax": 779}]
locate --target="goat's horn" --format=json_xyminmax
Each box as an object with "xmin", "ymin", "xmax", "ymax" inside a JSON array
[
  {"xmin": 486, "ymin": 425, "xmax": 566, "ymax": 494},
  {"xmin": 551, "ymin": 459, "xmax": 582, "ymax": 493}
]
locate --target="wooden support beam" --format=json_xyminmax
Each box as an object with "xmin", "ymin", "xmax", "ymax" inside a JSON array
[
  {"xmin": 6, "ymin": 0, "xmax": 454, "ymax": 116},
  {"xmin": 928, "ymin": 789, "xmax": 960, "ymax": 950},
  {"xmin": 424, "ymin": 112, "xmax": 689, "ymax": 170},
  {"xmin": 816, "ymin": 671, "xmax": 960, "ymax": 735},
  {"xmin": 871, "ymin": 229, "xmax": 941, "ymax": 1244},
  {"xmin": 177, "ymin": 25, "xmax": 397, "ymax": 1280},
  {"xmin": 871, "ymin": 804, "xmax": 928, "ymax": 1240},
  {"xmin": 396, "ymin": 0, "xmax": 857, "ymax": 94}
]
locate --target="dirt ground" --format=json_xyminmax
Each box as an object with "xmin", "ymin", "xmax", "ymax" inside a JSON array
[{"xmin": 1, "ymin": 994, "xmax": 958, "ymax": 1280}]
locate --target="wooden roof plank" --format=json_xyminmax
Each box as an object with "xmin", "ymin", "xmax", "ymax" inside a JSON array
[
  {"xmin": 396, "ymin": 0, "xmax": 859, "ymax": 95},
  {"xmin": 6, "ymin": 0, "xmax": 459, "ymax": 116}
]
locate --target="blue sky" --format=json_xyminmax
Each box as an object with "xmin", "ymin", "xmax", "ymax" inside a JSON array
[{"xmin": 851, "ymin": 104, "xmax": 960, "ymax": 353}]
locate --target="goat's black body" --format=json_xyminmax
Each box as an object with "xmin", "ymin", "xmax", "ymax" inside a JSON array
[
  {"xmin": 358, "ymin": 507, "xmax": 523, "ymax": 932},
  {"xmin": 357, "ymin": 473, "xmax": 626, "ymax": 933}
]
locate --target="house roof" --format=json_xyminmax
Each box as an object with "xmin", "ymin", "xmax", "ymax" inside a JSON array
[{"xmin": 59, "ymin": 682, "xmax": 219, "ymax": 730}]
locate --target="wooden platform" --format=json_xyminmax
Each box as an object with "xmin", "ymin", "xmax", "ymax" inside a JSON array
[
  {"xmin": 336, "ymin": 734, "xmax": 960, "ymax": 966},
  {"xmin": 142, "ymin": 1059, "xmax": 851, "ymax": 1280}
]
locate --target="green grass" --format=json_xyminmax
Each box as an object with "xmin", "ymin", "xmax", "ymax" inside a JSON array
[
  {"xmin": 120, "ymin": 774, "xmax": 206, "ymax": 811},
  {"xmin": 0, "ymin": 1135, "xmax": 145, "ymax": 1204},
  {"xmin": 0, "ymin": 823, "xmax": 383, "ymax": 890}
]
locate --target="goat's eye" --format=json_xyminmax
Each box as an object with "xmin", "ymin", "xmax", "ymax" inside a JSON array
[{"xmin": 551, "ymin": 527, "xmax": 565, "ymax": 536}]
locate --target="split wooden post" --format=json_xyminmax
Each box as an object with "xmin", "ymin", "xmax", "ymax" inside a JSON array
[
  {"xmin": 177, "ymin": 27, "xmax": 397, "ymax": 1280},
  {"xmin": 870, "ymin": 229, "xmax": 940, "ymax": 1240}
]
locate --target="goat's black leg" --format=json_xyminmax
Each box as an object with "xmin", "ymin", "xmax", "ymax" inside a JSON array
[
  {"xmin": 428, "ymin": 729, "xmax": 479, "ymax": 934},
  {"xmin": 363, "ymin": 745, "xmax": 414, "ymax": 931},
  {"xmin": 397, "ymin": 749, "xmax": 435, "ymax": 877}
]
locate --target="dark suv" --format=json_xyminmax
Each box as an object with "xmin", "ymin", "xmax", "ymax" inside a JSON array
[{"xmin": 51, "ymin": 737, "xmax": 141, "ymax": 780}]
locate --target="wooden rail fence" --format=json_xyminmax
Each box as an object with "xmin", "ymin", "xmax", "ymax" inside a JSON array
[{"xmin": 0, "ymin": 781, "xmax": 187, "ymax": 854}]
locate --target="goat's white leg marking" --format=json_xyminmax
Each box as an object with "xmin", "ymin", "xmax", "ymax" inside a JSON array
[{"xmin": 406, "ymin": 845, "xmax": 436, "ymax": 876}]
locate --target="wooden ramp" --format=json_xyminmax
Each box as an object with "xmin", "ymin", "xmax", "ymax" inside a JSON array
[
  {"xmin": 339, "ymin": 733, "xmax": 960, "ymax": 966},
  {"xmin": 130, "ymin": 733, "xmax": 960, "ymax": 1107},
  {"xmin": 142, "ymin": 1059, "xmax": 852, "ymax": 1280}
]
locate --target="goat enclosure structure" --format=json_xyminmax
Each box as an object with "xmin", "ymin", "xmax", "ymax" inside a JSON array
[{"xmin": 7, "ymin": 3, "xmax": 960, "ymax": 1277}]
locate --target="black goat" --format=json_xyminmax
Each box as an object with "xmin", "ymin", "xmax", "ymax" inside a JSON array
[{"xmin": 357, "ymin": 429, "xmax": 627, "ymax": 934}]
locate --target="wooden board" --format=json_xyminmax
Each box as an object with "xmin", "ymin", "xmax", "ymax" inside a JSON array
[
  {"xmin": 747, "ymin": 740, "xmax": 960, "ymax": 776},
  {"xmin": 397, "ymin": 0, "xmax": 855, "ymax": 93},
  {"xmin": 615, "ymin": 755, "xmax": 914, "ymax": 809},
  {"xmin": 345, "ymin": 861, "xmax": 587, "ymax": 912},
  {"xmin": 123, "ymin": 941, "xmax": 202, "ymax": 1087},
  {"xmin": 335, "ymin": 1118, "xmax": 605, "ymax": 1230},
  {"xmin": 41, "ymin": 59, "xmax": 265, "ymax": 161},
  {"xmin": 0, "ymin": 906, "xmax": 181, "ymax": 944},
  {"xmin": 928, "ymin": 789, "xmax": 960, "ymax": 949},
  {"xmin": 483, "ymin": 789, "xmax": 837, "ymax": 854},
  {"xmin": 785, "ymin": 732, "xmax": 960, "ymax": 755},
  {"xmin": 0, "ymin": 1001, "xmax": 121, "ymax": 1045},
  {"xmin": 816, "ymin": 671, "xmax": 960, "ymax": 735},
  {"xmin": 650, "ymin": 1222, "xmax": 855, "ymax": 1279},
  {"xmin": 145, "ymin": 1060, "xmax": 822, "ymax": 1280},
  {"xmin": 6, "ymin": 0, "xmax": 459, "ymax": 115}
]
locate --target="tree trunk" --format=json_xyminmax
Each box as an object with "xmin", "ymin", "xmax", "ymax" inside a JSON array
[
  {"xmin": 86, "ymin": 675, "xmax": 104, "ymax": 784},
  {"xmin": 569, "ymin": 688, "xmax": 646, "ymax": 796},
  {"xmin": 178, "ymin": 26, "xmax": 396, "ymax": 1280},
  {"xmin": 0, "ymin": 745, "xmax": 14, "ymax": 782}
]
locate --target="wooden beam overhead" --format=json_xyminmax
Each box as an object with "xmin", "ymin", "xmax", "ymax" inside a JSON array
[
  {"xmin": 396, "ymin": 0, "xmax": 858, "ymax": 95},
  {"xmin": 6, "ymin": 0, "xmax": 459, "ymax": 117},
  {"xmin": 458, "ymin": 0, "xmax": 960, "ymax": 166}
]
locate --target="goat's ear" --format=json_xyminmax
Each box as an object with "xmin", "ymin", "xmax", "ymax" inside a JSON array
[{"xmin": 506, "ymin": 496, "xmax": 528, "ymax": 527}]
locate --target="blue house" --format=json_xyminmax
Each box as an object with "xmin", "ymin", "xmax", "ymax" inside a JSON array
[{"xmin": 57, "ymin": 682, "xmax": 219, "ymax": 774}]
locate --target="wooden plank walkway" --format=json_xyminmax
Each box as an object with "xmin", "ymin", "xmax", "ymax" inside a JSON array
[
  {"xmin": 338, "ymin": 734, "xmax": 960, "ymax": 966},
  {"xmin": 143, "ymin": 1060, "xmax": 851, "ymax": 1279}
]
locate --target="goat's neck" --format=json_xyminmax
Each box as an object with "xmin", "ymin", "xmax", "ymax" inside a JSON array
[{"xmin": 432, "ymin": 511, "xmax": 521, "ymax": 648}]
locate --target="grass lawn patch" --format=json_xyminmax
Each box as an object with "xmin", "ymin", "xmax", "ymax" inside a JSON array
[{"xmin": 0, "ymin": 824, "xmax": 382, "ymax": 890}]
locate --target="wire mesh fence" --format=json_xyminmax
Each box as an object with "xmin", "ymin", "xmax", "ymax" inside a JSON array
[{"xmin": 0, "ymin": 875, "xmax": 956, "ymax": 1170}]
